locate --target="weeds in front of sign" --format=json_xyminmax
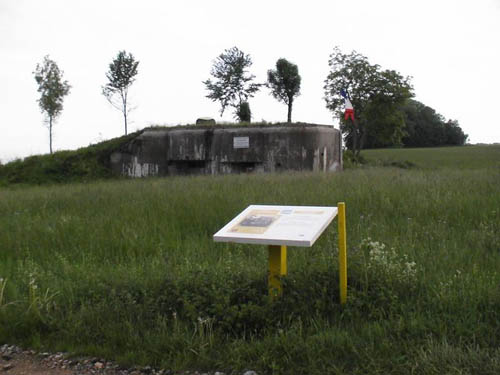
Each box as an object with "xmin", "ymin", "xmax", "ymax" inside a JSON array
[
  {"xmin": 1, "ymin": 146, "xmax": 500, "ymax": 374},
  {"xmin": 359, "ymin": 237, "xmax": 418, "ymax": 286},
  {"xmin": 25, "ymin": 272, "xmax": 59, "ymax": 326},
  {"xmin": 0, "ymin": 277, "xmax": 14, "ymax": 313}
]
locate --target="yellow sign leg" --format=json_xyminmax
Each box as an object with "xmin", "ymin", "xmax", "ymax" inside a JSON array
[
  {"xmin": 338, "ymin": 202, "xmax": 347, "ymax": 305},
  {"xmin": 268, "ymin": 245, "xmax": 287, "ymax": 298}
]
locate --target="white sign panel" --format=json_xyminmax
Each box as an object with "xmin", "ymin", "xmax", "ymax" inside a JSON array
[
  {"xmin": 233, "ymin": 136, "xmax": 249, "ymax": 149},
  {"xmin": 213, "ymin": 205, "xmax": 337, "ymax": 247}
]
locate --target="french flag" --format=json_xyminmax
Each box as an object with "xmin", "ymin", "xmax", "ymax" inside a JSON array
[{"xmin": 340, "ymin": 89, "xmax": 355, "ymax": 122}]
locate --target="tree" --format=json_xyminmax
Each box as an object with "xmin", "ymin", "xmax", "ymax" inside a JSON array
[
  {"xmin": 33, "ymin": 56, "xmax": 71, "ymax": 154},
  {"xmin": 267, "ymin": 58, "xmax": 301, "ymax": 123},
  {"xmin": 402, "ymin": 100, "xmax": 444, "ymax": 147},
  {"xmin": 402, "ymin": 100, "xmax": 468, "ymax": 147},
  {"xmin": 203, "ymin": 47, "xmax": 261, "ymax": 122},
  {"xmin": 324, "ymin": 47, "xmax": 413, "ymax": 155},
  {"xmin": 444, "ymin": 119, "xmax": 468, "ymax": 145},
  {"xmin": 362, "ymin": 94, "xmax": 407, "ymax": 148},
  {"xmin": 102, "ymin": 50, "xmax": 139, "ymax": 135}
]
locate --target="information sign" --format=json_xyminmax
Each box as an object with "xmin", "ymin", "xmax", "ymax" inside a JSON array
[
  {"xmin": 213, "ymin": 205, "xmax": 337, "ymax": 247},
  {"xmin": 233, "ymin": 136, "xmax": 250, "ymax": 149}
]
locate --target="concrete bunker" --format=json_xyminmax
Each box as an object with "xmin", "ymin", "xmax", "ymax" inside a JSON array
[{"xmin": 110, "ymin": 124, "xmax": 342, "ymax": 178}]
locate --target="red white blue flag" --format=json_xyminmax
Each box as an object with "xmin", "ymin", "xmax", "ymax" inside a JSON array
[{"xmin": 340, "ymin": 89, "xmax": 355, "ymax": 122}]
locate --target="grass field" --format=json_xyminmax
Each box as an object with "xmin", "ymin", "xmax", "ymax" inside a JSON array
[
  {"xmin": 363, "ymin": 144, "xmax": 500, "ymax": 169},
  {"xmin": 1, "ymin": 145, "xmax": 499, "ymax": 374}
]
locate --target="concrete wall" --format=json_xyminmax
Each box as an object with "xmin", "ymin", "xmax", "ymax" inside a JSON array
[{"xmin": 110, "ymin": 124, "xmax": 342, "ymax": 177}]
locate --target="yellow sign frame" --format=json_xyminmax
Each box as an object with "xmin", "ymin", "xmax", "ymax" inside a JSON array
[{"xmin": 214, "ymin": 203, "xmax": 348, "ymax": 304}]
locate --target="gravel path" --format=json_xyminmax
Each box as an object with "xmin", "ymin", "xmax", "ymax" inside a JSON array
[{"xmin": 0, "ymin": 345, "xmax": 258, "ymax": 375}]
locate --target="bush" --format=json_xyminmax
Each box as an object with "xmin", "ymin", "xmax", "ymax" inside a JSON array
[
  {"xmin": 236, "ymin": 102, "xmax": 251, "ymax": 122},
  {"xmin": 342, "ymin": 149, "xmax": 366, "ymax": 168}
]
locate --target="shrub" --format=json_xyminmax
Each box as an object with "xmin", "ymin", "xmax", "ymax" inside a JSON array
[{"xmin": 236, "ymin": 102, "xmax": 251, "ymax": 122}]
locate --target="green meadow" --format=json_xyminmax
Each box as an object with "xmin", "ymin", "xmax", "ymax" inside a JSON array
[{"xmin": 1, "ymin": 145, "xmax": 499, "ymax": 374}]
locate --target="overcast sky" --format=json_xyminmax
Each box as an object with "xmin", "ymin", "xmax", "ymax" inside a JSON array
[{"xmin": 2, "ymin": 0, "xmax": 499, "ymax": 163}]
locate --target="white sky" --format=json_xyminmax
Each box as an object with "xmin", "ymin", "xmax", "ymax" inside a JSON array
[{"xmin": 2, "ymin": 0, "xmax": 499, "ymax": 162}]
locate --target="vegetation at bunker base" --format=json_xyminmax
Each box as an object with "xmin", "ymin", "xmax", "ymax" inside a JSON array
[
  {"xmin": 1, "ymin": 146, "xmax": 500, "ymax": 374},
  {"xmin": 0, "ymin": 131, "xmax": 140, "ymax": 186}
]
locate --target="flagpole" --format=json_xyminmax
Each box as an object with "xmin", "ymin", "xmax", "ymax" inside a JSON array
[{"xmin": 341, "ymin": 89, "xmax": 357, "ymax": 157}]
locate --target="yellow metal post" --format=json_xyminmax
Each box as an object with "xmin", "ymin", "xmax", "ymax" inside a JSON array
[
  {"xmin": 268, "ymin": 245, "xmax": 287, "ymax": 298},
  {"xmin": 337, "ymin": 202, "xmax": 347, "ymax": 305}
]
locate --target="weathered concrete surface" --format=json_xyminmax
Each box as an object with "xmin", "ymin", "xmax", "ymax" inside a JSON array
[{"xmin": 110, "ymin": 124, "xmax": 342, "ymax": 177}]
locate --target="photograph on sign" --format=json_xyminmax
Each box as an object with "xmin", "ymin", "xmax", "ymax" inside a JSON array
[{"xmin": 230, "ymin": 209, "xmax": 280, "ymax": 234}]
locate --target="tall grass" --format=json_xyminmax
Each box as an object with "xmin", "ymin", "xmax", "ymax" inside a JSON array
[{"xmin": 0, "ymin": 146, "xmax": 499, "ymax": 374}]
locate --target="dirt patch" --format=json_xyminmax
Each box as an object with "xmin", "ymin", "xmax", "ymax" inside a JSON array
[
  {"xmin": 1, "ymin": 351, "xmax": 72, "ymax": 375},
  {"xmin": 0, "ymin": 345, "xmax": 151, "ymax": 375},
  {"xmin": 0, "ymin": 344, "xmax": 254, "ymax": 375}
]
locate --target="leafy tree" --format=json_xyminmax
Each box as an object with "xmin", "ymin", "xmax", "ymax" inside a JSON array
[
  {"xmin": 33, "ymin": 55, "xmax": 71, "ymax": 154},
  {"xmin": 444, "ymin": 120, "xmax": 468, "ymax": 145},
  {"xmin": 324, "ymin": 47, "xmax": 413, "ymax": 155},
  {"xmin": 203, "ymin": 47, "xmax": 261, "ymax": 122},
  {"xmin": 102, "ymin": 50, "xmax": 139, "ymax": 135},
  {"xmin": 267, "ymin": 58, "xmax": 301, "ymax": 123},
  {"xmin": 403, "ymin": 100, "xmax": 444, "ymax": 147},
  {"xmin": 402, "ymin": 100, "xmax": 467, "ymax": 147},
  {"xmin": 362, "ymin": 94, "xmax": 407, "ymax": 148}
]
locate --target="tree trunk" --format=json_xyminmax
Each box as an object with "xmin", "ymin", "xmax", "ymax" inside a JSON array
[
  {"xmin": 124, "ymin": 111, "xmax": 128, "ymax": 135},
  {"xmin": 49, "ymin": 116, "xmax": 53, "ymax": 154},
  {"xmin": 353, "ymin": 131, "xmax": 359, "ymax": 156},
  {"xmin": 352, "ymin": 118, "xmax": 363, "ymax": 157},
  {"xmin": 351, "ymin": 119, "xmax": 358, "ymax": 156},
  {"xmin": 359, "ymin": 126, "xmax": 367, "ymax": 155},
  {"xmin": 287, "ymin": 99, "xmax": 293, "ymax": 123},
  {"xmin": 122, "ymin": 91, "xmax": 128, "ymax": 135}
]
